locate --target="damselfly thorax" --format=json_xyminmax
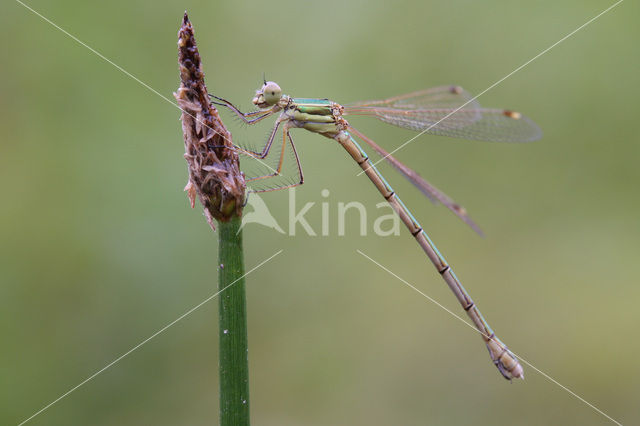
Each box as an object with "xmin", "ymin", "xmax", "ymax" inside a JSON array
[{"xmin": 275, "ymin": 96, "xmax": 348, "ymax": 138}]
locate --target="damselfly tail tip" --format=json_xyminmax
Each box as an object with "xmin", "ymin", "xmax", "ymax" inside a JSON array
[
  {"xmin": 504, "ymin": 361, "xmax": 524, "ymax": 380},
  {"xmin": 497, "ymin": 361, "xmax": 524, "ymax": 381},
  {"xmin": 512, "ymin": 365, "xmax": 524, "ymax": 380}
]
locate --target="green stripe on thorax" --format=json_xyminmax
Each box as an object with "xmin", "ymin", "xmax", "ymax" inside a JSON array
[
  {"xmin": 285, "ymin": 97, "xmax": 345, "ymax": 137},
  {"xmin": 291, "ymin": 97, "xmax": 334, "ymax": 116}
]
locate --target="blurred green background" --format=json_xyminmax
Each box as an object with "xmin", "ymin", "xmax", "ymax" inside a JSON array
[{"xmin": 2, "ymin": 1, "xmax": 639, "ymax": 425}]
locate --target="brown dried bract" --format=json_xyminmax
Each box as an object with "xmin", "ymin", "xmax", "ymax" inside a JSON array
[{"xmin": 174, "ymin": 12, "xmax": 245, "ymax": 229}]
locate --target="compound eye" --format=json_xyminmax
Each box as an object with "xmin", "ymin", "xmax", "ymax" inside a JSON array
[{"xmin": 262, "ymin": 81, "xmax": 282, "ymax": 105}]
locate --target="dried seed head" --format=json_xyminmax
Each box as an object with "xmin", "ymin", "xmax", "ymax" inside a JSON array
[{"xmin": 175, "ymin": 13, "xmax": 245, "ymax": 229}]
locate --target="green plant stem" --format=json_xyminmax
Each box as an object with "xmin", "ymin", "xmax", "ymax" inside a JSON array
[{"xmin": 218, "ymin": 216, "xmax": 249, "ymax": 426}]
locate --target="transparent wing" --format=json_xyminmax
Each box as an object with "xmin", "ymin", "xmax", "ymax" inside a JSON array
[
  {"xmin": 345, "ymin": 87, "xmax": 541, "ymax": 142},
  {"xmin": 348, "ymin": 125, "xmax": 484, "ymax": 235},
  {"xmin": 348, "ymin": 85, "xmax": 481, "ymax": 110}
]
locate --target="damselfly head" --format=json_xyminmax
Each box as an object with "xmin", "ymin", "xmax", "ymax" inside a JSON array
[{"xmin": 252, "ymin": 81, "xmax": 282, "ymax": 108}]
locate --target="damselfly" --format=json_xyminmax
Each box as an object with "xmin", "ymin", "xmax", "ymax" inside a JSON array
[{"xmin": 211, "ymin": 80, "xmax": 541, "ymax": 380}]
